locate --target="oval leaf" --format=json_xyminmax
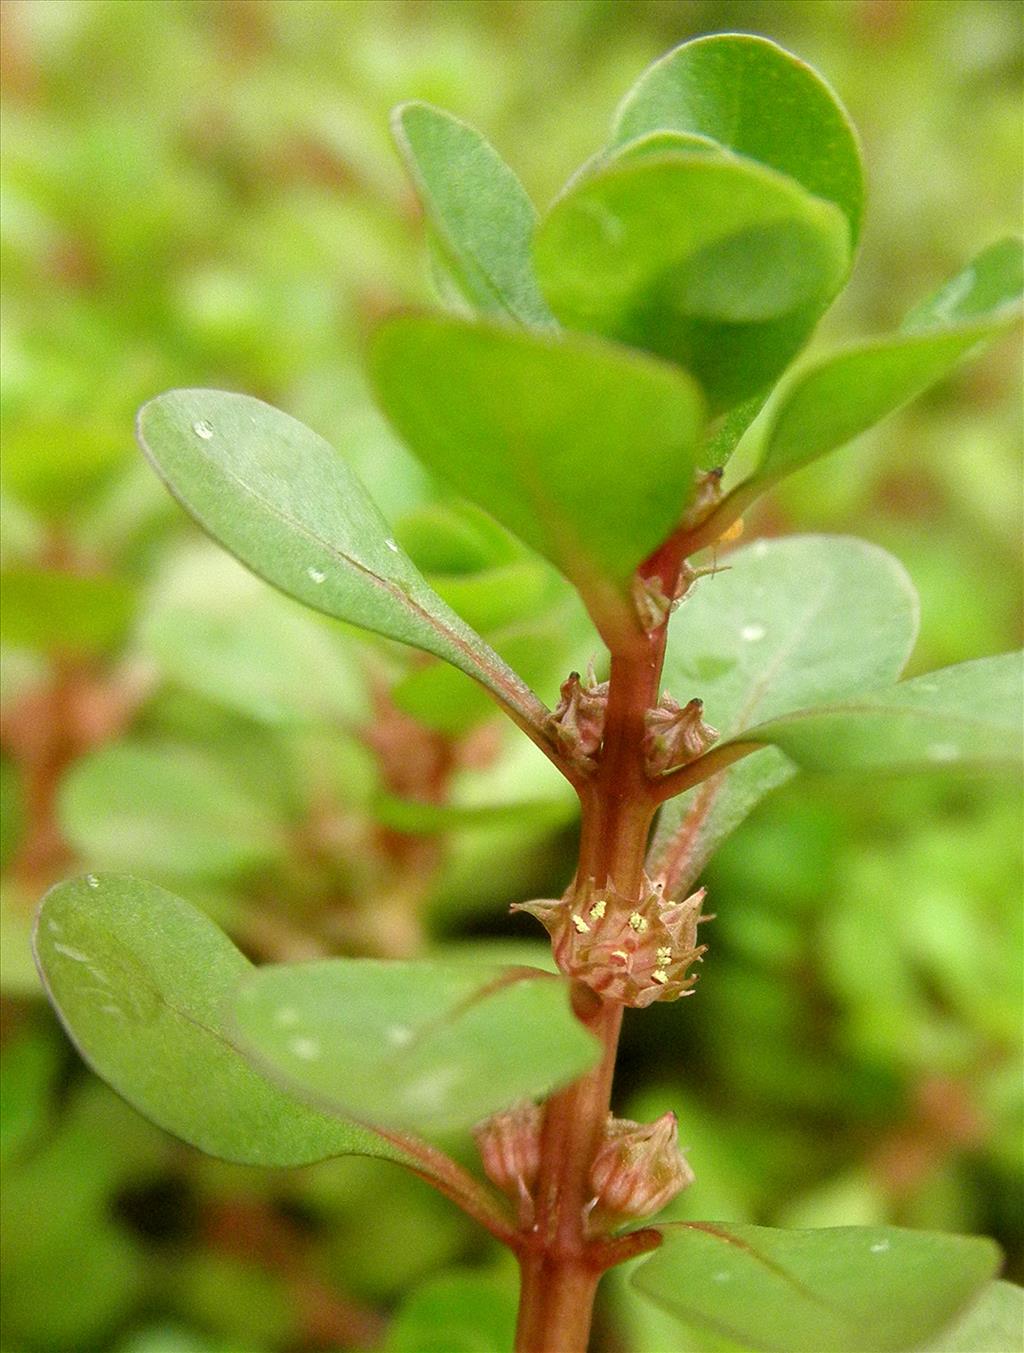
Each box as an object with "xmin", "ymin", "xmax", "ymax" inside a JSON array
[
  {"xmin": 392, "ymin": 101, "xmax": 554, "ymax": 328},
  {"xmin": 921, "ymin": 1280, "xmax": 1024, "ymax": 1352},
  {"xmin": 33, "ymin": 875, "xmax": 411, "ymax": 1168},
  {"xmin": 136, "ymin": 390, "xmax": 550, "ymax": 740},
  {"xmin": 631, "ymin": 1222, "xmax": 1001, "ymax": 1353},
  {"xmin": 650, "ymin": 536, "xmax": 918, "ymax": 895},
  {"xmin": 534, "ymin": 154, "xmax": 850, "ymax": 411},
  {"xmin": 737, "ymin": 652, "xmax": 1023, "ymax": 773},
  {"xmin": 612, "ymin": 34, "xmax": 864, "ymax": 243},
  {"xmin": 370, "ymin": 316, "xmax": 705, "ymax": 637},
  {"xmin": 232, "ymin": 956, "xmax": 600, "ymax": 1133},
  {"xmin": 753, "ymin": 239, "xmax": 1023, "ymax": 488}
]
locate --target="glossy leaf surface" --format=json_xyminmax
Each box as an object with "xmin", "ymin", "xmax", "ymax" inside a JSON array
[
  {"xmin": 233, "ymin": 956, "xmax": 600, "ymax": 1132},
  {"xmin": 612, "ymin": 33, "xmax": 864, "ymax": 242},
  {"xmin": 392, "ymin": 101, "xmax": 554, "ymax": 327},
  {"xmin": 370, "ymin": 316, "xmax": 705, "ymax": 627},
  {"xmin": 650, "ymin": 536, "xmax": 918, "ymax": 894},
  {"xmin": 136, "ymin": 390, "xmax": 548, "ymax": 736},
  {"xmin": 754, "ymin": 239, "xmax": 1023, "ymax": 488},
  {"xmin": 534, "ymin": 154, "xmax": 850, "ymax": 410},
  {"xmin": 738, "ymin": 652, "xmax": 1022, "ymax": 773},
  {"xmin": 34, "ymin": 876, "xmax": 411, "ymax": 1167},
  {"xmin": 631, "ymin": 1222, "xmax": 1000, "ymax": 1353}
]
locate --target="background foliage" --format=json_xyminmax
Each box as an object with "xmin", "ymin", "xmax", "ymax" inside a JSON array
[{"xmin": 1, "ymin": 1, "xmax": 1020, "ymax": 1350}]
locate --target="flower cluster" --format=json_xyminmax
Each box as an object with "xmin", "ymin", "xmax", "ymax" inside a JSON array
[
  {"xmin": 546, "ymin": 663, "xmax": 609, "ymax": 770},
  {"xmin": 512, "ymin": 875, "xmax": 707, "ymax": 1008},
  {"xmin": 644, "ymin": 693, "xmax": 718, "ymax": 776},
  {"xmin": 586, "ymin": 1111, "xmax": 694, "ymax": 1233}
]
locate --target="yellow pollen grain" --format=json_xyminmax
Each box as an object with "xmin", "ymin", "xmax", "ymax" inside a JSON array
[
  {"xmin": 628, "ymin": 912, "xmax": 647, "ymax": 933},
  {"xmin": 650, "ymin": 970, "xmax": 668, "ymax": 984},
  {"xmin": 657, "ymin": 946, "xmax": 672, "ymax": 965},
  {"xmin": 571, "ymin": 914, "xmax": 590, "ymax": 934},
  {"xmin": 589, "ymin": 900, "xmax": 606, "ymax": 920}
]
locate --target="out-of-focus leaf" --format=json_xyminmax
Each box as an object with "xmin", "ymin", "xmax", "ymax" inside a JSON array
[
  {"xmin": 920, "ymin": 1280, "xmax": 1024, "ymax": 1352},
  {"xmin": 58, "ymin": 742, "xmax": 287, "ymax": 880},
  {"xmin": 233, "ymin": 956, "xmax": 600, "ymax": 1133},
  {"xmin": 136, "ymin": 390, "xmax": 549, "ymax": 738},
  {"xmin": 751, "ymin": 240, "xmax": 1022, "ymax": 489},
  {"xmin": 0, "ymin": 1027, "xmax": 59, "ymax": 1166},
  {"xmin": 737, "ymin": 652, "xmax": 1022, "ymax": 773},
  {"xmin": 650, "ymin": 536, "xmax": 918, "ymax": 894},
  {"xmin": 370, "ymin": 315, "xmax": 704, "ymax": 635},
  {"xmin": 631, "ymin": 1222, "xmax": 1000, "ymax": 1352},
  {"xmin": 392, "ymin": 101, "xmax": 554, "ymax": 327},
  {"xmin": 534, "ymin": 153, "xmax": 850, "ymax": 410},
  {"xmin": 612, "ymin": 33, "xmax": 864, "ymax": 242},
  {"xmin": 140, "ymin": 546, "xmax": 368, "ymax": 728},
  {"xmin": 0, "ymin": 754, "xmax": 24, "ymax": 871},
  {"xmin": 385, "ymin": 1270, "xmax": 519, "ymax": 1353},
  {"xmin": 0, "ymin": 567, "xmax": 135, "ymax": 654},
  {"xmin": 34, "ymin": 874, "xmax": 414, "ymax": 1167}
]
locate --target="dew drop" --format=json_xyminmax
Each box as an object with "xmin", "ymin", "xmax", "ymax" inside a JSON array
[
  {"xmin": 741, "ymin": 623, "xmax": 766, "ymax": 642},
  {"xmin": 384, "ymin": 537, "xmax": 400, "ymax": 553},
  {"xmin": 290, "ymin": 1036, "xmax": 321, "ymax": 1061},
  {"xmin": 752, "ymin": 540, "xmax": 769, "ymax": 558},
  {"xmin": 713, "ymin": 1270, "xmax": 731, "ymax": 1282},
  {"xmin": 927, "ymin": 743, "xmax": 959, "ymax": 763},
  {"xmin": 192, "ymin": 420, "xmax": 214, "ymax": 441},
  {"xmin": 274, "ymin": 1006, "xmax": 300, "ymax": 1027},
  {"xmin": 85, "ymin": 874, "xmax": 100, "ymax": 889},
  {"xmin": 306, "ymin": 566, "xmax": 326, "ymax": 584},
  {"xmin": 870, "ymin": 1239, "xmax": 890, "ymax": 1254},
  {"xmin": 386, "ymin": 1024, "xmax": 414, "ymax": 1047}
]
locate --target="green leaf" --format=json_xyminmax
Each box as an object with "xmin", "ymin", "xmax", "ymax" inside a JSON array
[
  {"xmin": 738, "ymin": 652, "xmax": 1023, "ymax": 774},
  {"xmin": 753, "ymin": 241, "xmax": 1022, "ymax": 488},
  {"xmin": 903, "ymin": 237, "xmax": 1023, "ymax": 332},
  {"xmin": 650, "ymin": 536, "xmax": 918, "ymax": 894},
  {"xmin": 140, "ymin": 546, "xmax": 368, "ymax": 728},
  {"xmin": 385, "ymin": 1271, "xmax": 519, "ymax": 1353},
  {"xmin": 392, "ymin": 101, "xmax": 554, "ymax": 328},
  {"xmin": 136, "ymin": 390, "xmax": 549, "ymax": 737},
  {"xmin": 631, "ymin": 1222, "xmax": 1000, "ymax": 1353},
  {"xmin": 0, "ymin": 567, "xmax": 134, "ymax": 654},
  {"xmin": 370, "ymin": 315, "xmax": 705, "ymax": 634},
  {"xmin": 921, "ymin": 1280, "xmax": 1024, "ymax": 1352},
  {"xmin": 611, "ymin": 33, "xmax": 864, "ymax": 244},
  {"xmin": 33, "ymin": 874, "xmax": 412, "ymax": 1167},
  {"xmin": 59, "ymin": 742, "xmax": 287, "ymax": 881},
  {"xmin": 232, "ymin": 955, "xmax": 600, "ymax": 1133},
  {"xmin": 534, "ymin": 153, "xmax": 851, "ymax": 410}
]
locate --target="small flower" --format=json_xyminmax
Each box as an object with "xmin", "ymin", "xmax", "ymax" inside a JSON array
[
  {"xmin": 587, "ymin": 1111, "xmax": 694, "ymax": 1232},
  {"xmin": 546, "ymin": 663, "xmax": 608, "ymax": 769},
  {"xmin": 473, "ymin": 1100, "xmax": 542, "ymax": 1228},
  {"xmin": 512, "ymin": 877, "xmax": 707, "ymax": 1008},
  {"xmin": 644, "ymin": 694, "xmax": 719, "ymax": 776}
]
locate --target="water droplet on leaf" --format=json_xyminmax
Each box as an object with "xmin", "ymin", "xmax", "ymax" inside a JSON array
[
  {"xmin": 306, "ymin": 566, "xmax": 326, "ymax": 584},
  {"xmin": 740, "ymin": 623, "xmax": 766, "ymax": 642},
  {"xmin": 192, "ymin": 420, "xmax": 214, "ymax": 440}
]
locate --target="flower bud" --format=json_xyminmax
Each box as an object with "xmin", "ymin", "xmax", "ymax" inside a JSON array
[
  {"xmin": 587, "ymin": 1112, "xmax": 694, "ymax": 1232},
  {"xmin": 546, "ymin": 665, "xmax": 608, "ymax": 769},
  {"xmin": 473, "ymin": 1100, "xmax": 542, "ymax": 1227},
  {"xmin": 644, "ymin": 694, "xmax": 719, "ymax": 776}
]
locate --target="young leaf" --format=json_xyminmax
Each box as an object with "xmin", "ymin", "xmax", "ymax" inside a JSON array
[
  {"xmin": 370, "ymin": 316, "xmax": 705, "ymax": 637},
  {"xmin": 534, "ymin": 154, "xmax": 851, "ymax": 410},
  {"xmin": 751, "ymin": 239, "xmax": 1023, "ymax": 490},
  {"xmin": 612, "ymin": 34, "xmax": 864, "ymax": 244},
  {"xmin": 650, "ymin": 536, "xmax": 918, "ymax": 895},
  {"xmin": 735, "ymin": 652, "xmax": 1023, "ymax": 774},
  {"xmin": 136, "ymin": 390, "xmax": 551, "ymax": 743},
  {"xmin": 391, "ymin": 101, "xmax": 554, "ymax": 328},
  {"xmin": 232, "ymin": 956, "xmax": 600, "ymax": 1133},
  {"xmin": 630, "ymin": 1222, "xmax": 1001, "ymax": 1353},
  {"xmin": 33, "ymin": 875, "xmax": 414, "ymax": 1168}
]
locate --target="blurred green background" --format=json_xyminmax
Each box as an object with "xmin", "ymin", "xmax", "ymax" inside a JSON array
[{"xmin": 1, "ymin": 1, "xmax": 1021, "ymax": 1350}]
